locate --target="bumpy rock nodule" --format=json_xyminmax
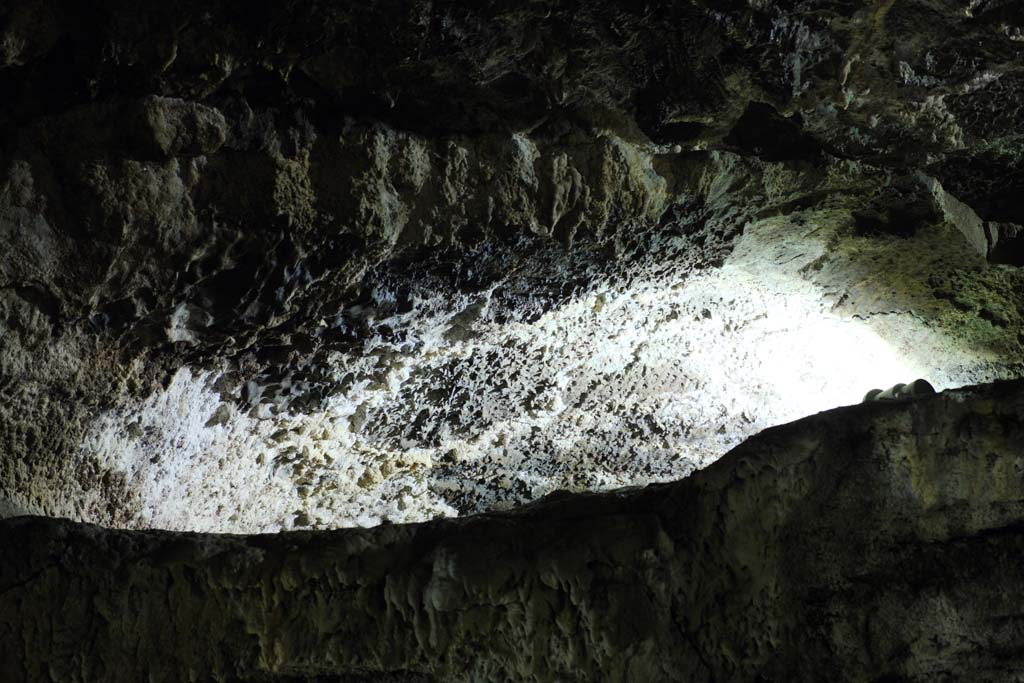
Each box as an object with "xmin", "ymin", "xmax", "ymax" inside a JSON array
[{"xmin": 3, "ymin": 381, "xmax": 1024, "ymax": 682}]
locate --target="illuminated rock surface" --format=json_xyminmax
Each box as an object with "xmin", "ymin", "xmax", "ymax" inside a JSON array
[
  {"xmin": 3, "ymin": 381, "xmax": 1024, "ymax": 681},
  {"xmin": 3, "ymin": 1, "xmax": 1024, "ymax": 531},
  {"xmin": 1, "ymin": 1, "xmax": 1024, "ymax": 678}
]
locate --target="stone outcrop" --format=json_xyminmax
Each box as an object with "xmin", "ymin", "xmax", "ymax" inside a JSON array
[{"xmin": 2, "ymin": 380, "xmax": 1023, "ymax": 682}]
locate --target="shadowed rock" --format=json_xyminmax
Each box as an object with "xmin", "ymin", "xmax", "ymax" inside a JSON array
[{"xmin": 2, "ymin": 380, "xmax": 1023, "ymax": 682}]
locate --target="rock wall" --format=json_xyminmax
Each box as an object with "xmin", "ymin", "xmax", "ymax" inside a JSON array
[
  {"xmin": 3, "ymin": 5, "xmax": 1024, "ymax": 675},
  {"xmin": 3, "ymin": 1, "xmax": 1024, "ymax": 530},
  {"xmin": 2, "ymin": 380, "xmax": 1024, "ymax": 682}
]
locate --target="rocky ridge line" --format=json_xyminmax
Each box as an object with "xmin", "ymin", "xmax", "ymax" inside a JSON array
[{"xmin": 2, "ymin": 379, "xmax": 1023, "ymax": 681}]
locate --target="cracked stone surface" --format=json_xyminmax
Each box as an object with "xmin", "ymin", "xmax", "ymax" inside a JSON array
[{"xmin": 3, "ymin": 380, "xmax": 1024, "ymax": 682}]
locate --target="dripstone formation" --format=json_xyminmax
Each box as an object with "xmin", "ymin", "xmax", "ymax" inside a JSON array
[{"xmin": 1, "ymin": 1, "xmax": 1024, "ymax": 680}]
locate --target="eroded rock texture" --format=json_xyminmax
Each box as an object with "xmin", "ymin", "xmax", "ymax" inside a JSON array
[
  {"xmin": 3, "ymin": 381, "xmax": 1024, "ymax": 682},
  {"xmin": 2, "ymin": 0, "xmax": 1024, "ymax": 531}
]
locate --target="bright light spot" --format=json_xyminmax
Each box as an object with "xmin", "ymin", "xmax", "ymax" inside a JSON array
[{"xmin": 753, "ymin": 313, "xmax": 920, "ymax": 416}]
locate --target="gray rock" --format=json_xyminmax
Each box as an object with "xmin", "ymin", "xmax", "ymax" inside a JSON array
[
  {"xmin": 1, "ymin": 3, "xmax": 1024, "ymax": 676},
  {"xmin": 1, "ymin": 0, "xmax": 1023, "ymax": 529},
  {"xmin": 2, "ymin": 381, "xmax": 1023, "ymax": 682}
]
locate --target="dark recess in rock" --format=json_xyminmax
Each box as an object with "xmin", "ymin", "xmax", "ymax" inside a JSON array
[{"xmin": 724, "ymin": 102, "xmax": 822, "ymax": 162}]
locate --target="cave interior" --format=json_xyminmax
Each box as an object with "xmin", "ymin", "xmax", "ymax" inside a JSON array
[{"xmin": 1, "ymin": 1, "xmax": 1024, "ymax": 681}]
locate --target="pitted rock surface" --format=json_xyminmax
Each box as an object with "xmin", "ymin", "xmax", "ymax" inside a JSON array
[
  {"xmin": 1, "ymin": 1, "xmax": 1024, "ymax": 530},
  {"xmin": 2, "ymin": 381, "xmax": 1024, "ymax": 682}
]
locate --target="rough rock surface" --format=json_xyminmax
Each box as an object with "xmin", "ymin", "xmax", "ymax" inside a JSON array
[
  {"xmin": 2, "ymin": 1, "xmax": 1024, "ymax": 528},
  {"xmin": 3, "ymin": 1, "xmax": 1024, "ymax": 530},
  {"xmin": 3, "ymin": 3, "xmax": 1024, "ymax": 680},
  {"xmin": 3, "ymin": 380, "xmax": 1024, "ymax": 682}
]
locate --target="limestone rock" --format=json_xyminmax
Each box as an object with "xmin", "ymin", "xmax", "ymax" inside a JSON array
[
  {"xmin": 133, "ymin": 96, "xmax": 228, "ymax": 158},
  {"xmin": 2, "ymin": 380, "xmax": 1023, "ymax": 681},
  {"xmin": 1, "ymin": 2, "xmax": 1024, "ymax": 674}
]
